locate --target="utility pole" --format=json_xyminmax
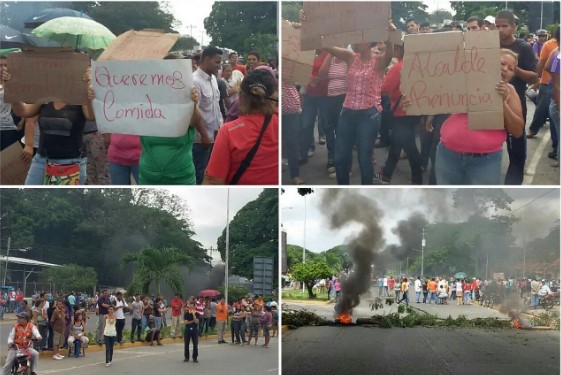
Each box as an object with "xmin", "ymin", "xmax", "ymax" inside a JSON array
[
  {"xmin": 2, "ymin": 236, "xmax": 10, "ymax": 287},
  {"xmin": 186, "ymin": 24, "xmax": 196, "ymax": 38},
  {"xmin": 302, "ymin": 195, "xmax": 307, "ymax": 293},
  {"xmin": 225, "ymin": 189, "xmax": 230, "ymax": 321},
  {"xmin": 421, "ymin": 228, "xmax": 425, "ymax": 278}
]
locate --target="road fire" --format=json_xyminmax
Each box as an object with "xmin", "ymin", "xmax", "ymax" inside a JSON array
[{"xmin": 338, "ymin": 312, "xmax": 353, "ymax": 324}]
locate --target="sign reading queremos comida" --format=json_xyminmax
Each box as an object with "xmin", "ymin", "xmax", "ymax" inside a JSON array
[{"xmin": 91, "ymin": 59, "xmax": 194, "ymax": 137}]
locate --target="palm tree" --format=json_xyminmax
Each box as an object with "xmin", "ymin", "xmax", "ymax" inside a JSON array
[{"xmin": 123, "ymin": 246, "xmax": 192, "ymax": 295}]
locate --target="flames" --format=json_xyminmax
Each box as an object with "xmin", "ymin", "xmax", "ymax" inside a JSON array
[
  {"xmin": 338, "ymin": 312, "xmax": 353, "ymax": 324},
  {"xmin": 513, "ymin": 318, "xmax": 521, "ymax": 329}
]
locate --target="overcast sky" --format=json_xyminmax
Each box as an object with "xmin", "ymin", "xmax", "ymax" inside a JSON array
[
  {"xmin": 166, "ymin": 0, "xmax": 214, "ymax": 46},
  {"xmin": 282, "ymin": 188, "xmax": 560, "ymax": 252},
  {"xmin": 163, "ymin": 187, "xmax": 268, "ymax": 261}
]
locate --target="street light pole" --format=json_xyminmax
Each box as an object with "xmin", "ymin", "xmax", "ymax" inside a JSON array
[
  {"xmin": 2, "ymin": 236, "xmax": 10, "ymax": 287},
  {"xmin": 421, "ymin": 228, "xmax": 425, "ymax": 278},
  {"xmin": 302, "ymin": 195, "xmax": 307, "ymax": 293},
  {"xmin": 225, "ymin": 189, "xmax": 230, "ymax": 315}
]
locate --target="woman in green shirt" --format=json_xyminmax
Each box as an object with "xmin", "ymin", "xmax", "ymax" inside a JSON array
[{"xmin": 139, "ymin": 87, "xmax": 202, "ymax": 185}]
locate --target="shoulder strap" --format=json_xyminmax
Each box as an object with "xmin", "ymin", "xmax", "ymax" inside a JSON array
[
  {"xmin": 391, "ymin": 95, "xmax": 402, "ymax": 113},
  {"xmin": 229, "ymin": 114, "xmax": 272, "ymax": 185}
]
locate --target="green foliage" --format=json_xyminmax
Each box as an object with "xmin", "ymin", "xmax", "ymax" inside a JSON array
[
  {"xmin": 282, "ymin": 2, "xmax": 302, "ymax": 22},
  {"xmin": 291, "ymin": 260, "xmax": 332, "ymax": 298},
  {"xmin": 204, "ymin": 2, "xmax": 277, "ymax": 55},
  {"xmin": 427, "ymin": 9, "xmax": 454, "ymax": 25},
  {"xmin": 283, "ymin": 310, "xmax": 328, "ymax": 328},
  {"xmin": 0, "ymin": 189, "xmax": 207, "ymax": 289},
  {"xmin": 45, "ymin": 264, "xmax": 97, "ymax": 293},
  {"xmin": 243, "ymin": 33, "xmax": 277, "ymax": 60},
  {"xmin": 123, "ymin": 247, "xmax": 191, "ymax": 295},
  {"xmin": 391, "ymin": 2, "xmax": 428, "ymax": 29},
  {"xmin": 171, "ymin": 36, "xmax": 200, "ymax": 52},
  {"xmin": 217, "ymin": 189, "xmax": 278, "ymax": 284}
]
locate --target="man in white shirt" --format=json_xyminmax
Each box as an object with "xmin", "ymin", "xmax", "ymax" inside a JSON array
[
  {"xmin": 114, "ymin": 292, "xmax": 128, "ymax": 345},
  {"xmin": 192, "ymin": 46, "xmax": 223, "ymax": 185},
  {"xmin": 3, "ymin": 312, "xmax": 42, "ymax": 375},
  {"xmin": 414, "ymin": 277, "xmax": 423, "ymax": 303},
  {"xmin": 383, "ymin": 277, "xmax": 388, "ymax": 296}
]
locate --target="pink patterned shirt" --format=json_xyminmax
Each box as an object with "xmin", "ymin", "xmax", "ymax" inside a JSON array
[{"xmin": 343, "ymin": 53, "xmax": 383, "ymax": 112}]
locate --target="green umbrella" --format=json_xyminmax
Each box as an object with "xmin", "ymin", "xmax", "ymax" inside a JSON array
[
  {"xmin": 454, "ymin": 272, "xmax": 468, "ymax": 279},
  {"xmin": 31, "ymin": 16, "xmax": 115, "ymax": 50}
]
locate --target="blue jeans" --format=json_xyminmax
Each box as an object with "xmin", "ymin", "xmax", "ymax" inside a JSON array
[
  {"xmin": 415, "ymin": 291, "xmax": 421, "ymax": 303},
  {"xmin": 104, "ymin": 335, "xmax": 115, "ymax": 363},
  {"xmin": 381, "ymin": 115, "xmax": 423, "ymax": 183},
  {"xmin": 109, "ymin": 162, "xmax": 139, "ymax": 185},
  {"xmin": 550, "ymin": 101, "xmax": 560, "ymax": 159},
  {"xmin": 428, "ymin": 292, "xmax": 435, "ymax": 304},
  {"xmin": 529, "ymin": 84, "xmax": 551, "ymax": 134},
  {"xmin": 436, "ymin": 143, "xmax": 502, "ymax": 185},
  {"xmin": 25, "ymin": 154, "xmax": 87, "ymax": 185},
  {"xmin": 464, "ymin": 292, "xmax": 471, "ymax": 304},
  {"xmin": 335, "ymin": 107, "xmax": 380, "ymax": 184},
  {"xmin": 282, "ymin": 113, "xmax": 302, "ymax": 179},
  {"xmin": 505, "ymin": 132, "xmax": 527, "ymax": 185},
  {"xmin": 301, "ymin": 95, "xmax": 328, "ymax": 155},
  {"xmin": 192, "ymin": 143, "xmax": 212, "ymax": 185},
  {"xmin": 141, "ymin": 315, "xmax": 149, "ymax": 335},
  {"xmin": 530, "ymin": 294, "xmax": 540, "ymax": 308},
  {"xmin": 323, "ymin": 95, "xmax": 345, "ymax": 162},
  {"xmin": 97, "ymin": 314, "xmax": 105, "ymax": 343}
]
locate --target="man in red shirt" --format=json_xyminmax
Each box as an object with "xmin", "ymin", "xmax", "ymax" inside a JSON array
[
  {"xmin": 229, "ymin": 52, "xmax": 247, "ymax": 76},
  {"xmin": 170, "ymin": 294, "xmax": 183, "ymax": 339},
  {"xmin": 388, "ymin": 276, "xmax": 395, "ymax": 297}
]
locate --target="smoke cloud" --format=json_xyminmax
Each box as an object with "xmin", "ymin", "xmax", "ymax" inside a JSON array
[{"xmin": 319, "ymin": 190, "xmax": 385, "ymax": 316}]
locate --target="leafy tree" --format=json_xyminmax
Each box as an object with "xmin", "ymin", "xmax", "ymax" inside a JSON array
[
  {"xmin": 171, "ymin": 35, "xmax": 200, "ymax": 51},
  {"xmin": 291, "ymin": 260, "xmax": 332, "ymax": 298},
  {"xmin": 391, "ymin": 1, "xmax": 429, "ymax": 28},
  {"xmin": 203, "ymin": 2, "xmax": 277, "ymax": 55},
  {"xmin": 286, "ymin": 244, "xmax": 317, "ymax": 269},
  {"xmin": 427, "ymin": 9, "xmax": 454, "ymax": 25},
  {"xmin": 282, "ymin": 1, "xmax": 302, "ymax": 22},
  {"xmin": 123, "ymin": 247, "xmax": 192, "ymax": 295},
  {"xmin": 217, "ymin": 189, "xmax": 278, "ymax": 284},
  {"xmin": 218, "ymin": 285, "xmax": 250, "ymax": 302},
  {"xmin": 243, "ymin": 32, "xmax": 277, "ymax": 60},
  {"xmin": 45, "ymin": 264, "xmax": 97, "ymax": 293},
  {"xmin": 452, "ymin": 189, "xmax": 514, "ymax": 215}
]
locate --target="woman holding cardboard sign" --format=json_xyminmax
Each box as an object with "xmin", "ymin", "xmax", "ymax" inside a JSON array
[
  {"xmin": 401, "ymin": 49, "xmax": 524, "ymax": 185},
  {"xmin": 1, "ymin": 66, "xmax": 95, "ymax": 185},
  {"xmin": 315, "ymin": 19, "xmax": 396, "ymax": 185}
]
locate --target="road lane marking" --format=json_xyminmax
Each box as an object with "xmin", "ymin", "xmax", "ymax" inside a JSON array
[{"xmin": 524, "ymin": 126, "xmax": 552, "ymax": 184}]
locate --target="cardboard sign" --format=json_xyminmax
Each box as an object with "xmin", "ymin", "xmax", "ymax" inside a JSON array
[
  {"xmin": 282, "ymin": 20, "xmax": 315, "ymax": 86},
  {"xmin": 0, "ymin": 142, "xmax": 31, "ymax": 185},
  {"xmin": 97, "ymin": 30, "xmax": 179, "ymax": 61},
  {"xmin": 400, "ymin": 31, "xmax": 503, "ymax": 130},
  {"xmin": 301, "ymin": 2, "xmax": 391, "ymax": 50},
  {"xmin": 91, "ymin": 59, "xmax": 194, "ymax": 137},
  {"xmin": 5, "ymin": 48, "xmax": 89, "ymax": 105}
]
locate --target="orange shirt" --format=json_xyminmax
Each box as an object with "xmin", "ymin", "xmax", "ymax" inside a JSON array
[
  {"xmin": 540, "ymin": 39, "xmax": 558, "ymax": 84},
  {"xmin": 216, "ymin": 302, "xmax": 228, "ymax": 322},
  {"xmin": 206, "ymin": 112, "xmax": 278, "ymax": 184},
  {"xmin": 428, "ymin": 281, "xmax": 437, "ymax": 292}
]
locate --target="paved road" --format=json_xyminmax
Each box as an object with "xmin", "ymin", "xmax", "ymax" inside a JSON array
[
  {"xmin": 282, "ymin": 99, "xmax": 560, "ymax": 185},
  {"xmin": 282, "ymin": 326, "xmax": 559, "ymax": 375},
  {"xmin": 15, "ymin": 338, "xmax": 278, "ymax": 375},
  {"xmin": 283, "ymin": 287, "xmax": 510, "ymax": 321}
]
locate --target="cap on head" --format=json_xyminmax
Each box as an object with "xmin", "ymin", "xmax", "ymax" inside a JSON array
[
  {"xmin": 484, "ymin": 16, "xmax": 495, "ymax": 24},
  {"xmin": 17, "ymin": 312, "xmax": 30, "ymax": 321},
  {"xmin": 240, "ymin": 69, "xmax": 275, "ymax": 99},
  {"xmin": 536, "ymin": 29, "xmax": 547, "ymax": 36}
]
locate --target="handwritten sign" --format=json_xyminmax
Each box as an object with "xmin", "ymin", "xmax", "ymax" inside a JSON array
[
  {"xmin": 91, "ymin": 59, "xmax": 194, "ymax": 137},
  {"xmin": 0, "ymin": 142, "xmax": 31, "ymax": 185},
  {"xmin": 400, "ymin": 31, "xmax": 503, "ymax": 130},
  {"xmin": 301, "ymin": 2, "xmax": 391, "ymax": 51},
  {"xmin": 282, "ymin": 20, "xmax": 315, "ymax": 86},
  {"xmin": 98, "ymin": 30, "xmax": 179, "ymax": 61},
  {"xmin": 5, "ymin": 48, "xmax": 89, "ymax": 105}
]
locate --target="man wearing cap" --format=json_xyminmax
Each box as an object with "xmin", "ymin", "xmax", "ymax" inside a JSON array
[
  {"xmin": 484, "ymin": 16, "xmax": 496, "ymax": 30},
  {"xmin": 3, "ymin": 312, "xmax": 42, "ymax": 375},
  {"xmin": 495, "ymin": 10, "xmax": 538, "ymax": 185},
  {"xmin": 533, "ymin": 29, "xmax": 549, "ymax": 58}
]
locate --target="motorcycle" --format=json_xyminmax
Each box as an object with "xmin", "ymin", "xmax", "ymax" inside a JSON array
[{"xmin": 10, "ymin": 344, "xmax": 33, "ymax": 375}]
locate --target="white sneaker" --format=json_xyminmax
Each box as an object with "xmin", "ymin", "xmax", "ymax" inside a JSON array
[
  {"xmin": 307, "ymin": 150, "xmax": 315, "ymax": 158},
  {"xmin": 57, "ymin": 354, "xmax": 65, "ymax": 358},
  {"xmin": 53, "ymin": 355, "xmax": 62, "ymax": 360},
  {"xmin": 105, "ymin": 363, "xmax": 110, "ymax": 367}
]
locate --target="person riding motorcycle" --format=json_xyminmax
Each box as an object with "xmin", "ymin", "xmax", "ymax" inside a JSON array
[{"xmin": 2, "ymin": 312, "xmax": 42, "ymax": 375}]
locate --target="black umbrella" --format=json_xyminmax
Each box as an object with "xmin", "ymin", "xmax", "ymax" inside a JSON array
[
  {"xmin": 24, "ymin": 8, "xmax": 92, "ymax": 29},
  {"xmin": 21, "ymin": 28, "xmax": 62, "ymax": 47},
  {"xmin": 0, "ymin": 25, "xmax": 26, "ymax": 48}
]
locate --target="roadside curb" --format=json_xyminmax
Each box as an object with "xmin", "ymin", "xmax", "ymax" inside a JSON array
[{"xmin": 38, "ymin": 333, "xmax": 229, "ymax": 358}]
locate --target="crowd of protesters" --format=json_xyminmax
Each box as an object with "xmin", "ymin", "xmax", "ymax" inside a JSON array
[
  {"xmin": 283, "ymin": 10, "xmax": 560, "ymax": 185},
  {"xmin": 2, "ymin": 288, "xmax": 279, "ymax": 368},
  {"xmin": 1, "ymin": 46, "xmax": 278, "ymax": 185}
]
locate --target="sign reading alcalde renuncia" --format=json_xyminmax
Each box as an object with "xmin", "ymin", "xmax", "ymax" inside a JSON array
[
  {"xmin": 91, "ymin": 59, "xmax": 194, "ymax": 137},
  {"xmin": 400, "ymin": 31, "xmax": 503, "ymax": 130}
]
